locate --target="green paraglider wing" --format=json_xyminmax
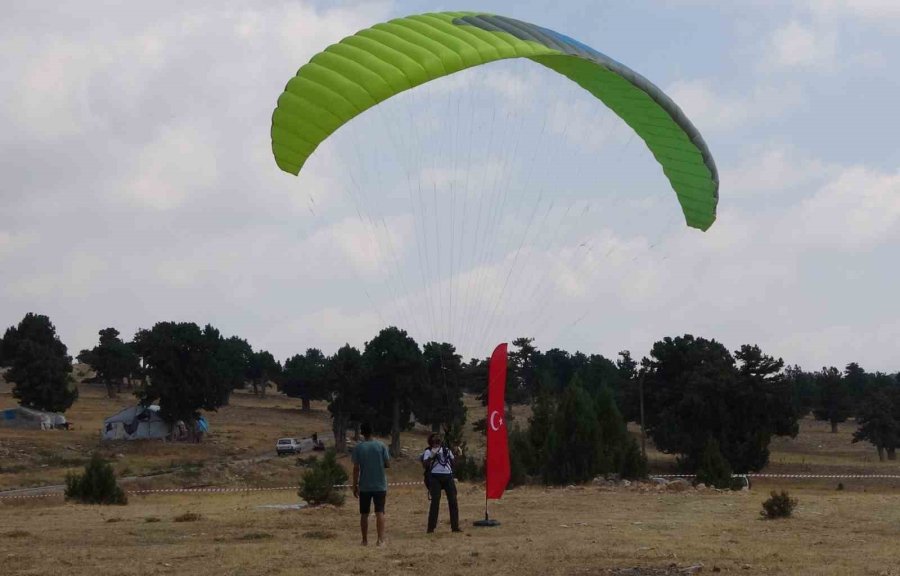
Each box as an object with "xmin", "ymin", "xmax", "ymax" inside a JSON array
[{"xmin": 271, "ymin": 12, "xmax": 719, "ymax": 231}]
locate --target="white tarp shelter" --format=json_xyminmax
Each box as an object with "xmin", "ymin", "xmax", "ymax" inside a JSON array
[
  {"xmin": 0, "ymin": 406, "xmax": 67, "ymax": 430},
  {"xmin": 102, "ymin": 404, "xmax": 171, "ymax": 441}
]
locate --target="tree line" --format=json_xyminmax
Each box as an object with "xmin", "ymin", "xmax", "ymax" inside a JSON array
[{"xmin": 2, "ymin": 313, "xmax": 899, "ymax": 475}]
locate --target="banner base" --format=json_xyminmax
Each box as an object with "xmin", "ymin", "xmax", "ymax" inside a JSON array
[{"xmin": 473, "ymin": 518, "xmax": 501, "ymax": 527}]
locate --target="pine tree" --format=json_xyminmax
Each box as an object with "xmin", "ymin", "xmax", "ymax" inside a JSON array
[
  {"xmin": 132, "ymin": 322, "xmax": 233, "ymax": 423},
  {"xmin": 543, "ymin": 378, "xmax": 601, "ymax": 485},
  {"xmin": 325, "ymin": 345, "xmax": 367, "ymax": 453},
  {"xmin": 813, "ymin": 366, "xmax": 852, "ymax": 433},
  {"xmin": 526, "ymin": 386, "xmax": 554, "ymax": 475},
  {"xmin": 594, "ymin": 385, "xmax": 628, "ymax": 475},
  {"xmin": 77, "ymin": 328, "xmax": 140, "ymax": 398},
  {"xmin": 3, "ymin": 313, "xmax": 78, "ymax": 412},
  {"xmin": 853, "ymin": 388, "xmax": 900, "ymax": 461}
]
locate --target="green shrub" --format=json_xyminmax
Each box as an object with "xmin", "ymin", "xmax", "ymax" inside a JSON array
[
  {"xmin": 174, "ymin": 512, "xmax": 201, "ymax": 522},
  {"xmin": 695, "ymin": 438, "xmax": 733, "ymax": 489},
  {"xmin": 507, "ymin": 427, "xmax": 529, "ymax": 488},
  {"xmin": 761, "ymin": 490, "xmax": 797, "ymax": 519},
  {"xmin": 453, "ymin": 451, "xmax": 484, "ymax": 482},
  {"xmin": 298, "ymin": 449, "xmax": 348, "ymax": 506},
  {"xmin": 64, "ymin": 453, "xmax": 127, "ymax": 505},
  {"xmin": 295, "ymin": 455, "xmax": 318, "ymax": 467},
  {"xmin": 619, "ymin": 437, "xmax": 648, "ymax": 480}
]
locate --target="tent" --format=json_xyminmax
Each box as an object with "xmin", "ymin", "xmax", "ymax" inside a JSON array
[
  {"xmin": 102, "ymin": 404, "xmax": 170, "ymax": 441},
  {"xmin": 0, "ymin": 406, "xmax": 67, "ymax": 430}
]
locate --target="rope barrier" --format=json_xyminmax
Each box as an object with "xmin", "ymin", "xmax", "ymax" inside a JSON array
[
  {"xmin": 0, "ymin": 486, "xmax": 297, "ymax": 501},
  {"xmin": 0, "ymin": 493, "xmax": 60, "ymax": 501},
  {"xmin": 749, "ymin": 473, "xmax": 900, "ymax": 479},
  {"xmin": 0, "ymin": 481, "xmax": 425, "ymax": 501},
  {"xmin": 128, "ymin": 486, "xmax": 296, "ymax": 495},
  {"xmin": 656, "ymin": 473, "xmax": 900, "ymax": 480},
  {"xmin": 4, "ymin": 475, "xmax": 899, "ymax": 501},
  {"xmin": 332, "ymin": 481, "xmax": 422, "ymax": 489}
]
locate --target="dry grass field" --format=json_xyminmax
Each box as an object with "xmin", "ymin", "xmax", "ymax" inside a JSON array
[{"xmin": 2, "ymin": 374, "xmax": 900, "ymax": 575}]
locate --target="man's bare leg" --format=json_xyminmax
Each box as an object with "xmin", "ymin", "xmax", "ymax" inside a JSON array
[
  {"xmin": 360, "ymin": 514, "xmax": 369, "ymax": 546},
  {"xmin": 375, "ymin": 512, "xmax": 386, "ymax": 546}
]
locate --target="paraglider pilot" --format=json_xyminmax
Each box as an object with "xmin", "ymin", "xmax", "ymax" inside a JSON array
[{"xmin": 421, "ymin": 432, "xmax": 462, "ymax": 533}]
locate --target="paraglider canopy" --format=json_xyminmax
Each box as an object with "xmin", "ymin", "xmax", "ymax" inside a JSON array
[{"xmin": 271, "ymin": 11, "xmax": 718, "ymax": 231}]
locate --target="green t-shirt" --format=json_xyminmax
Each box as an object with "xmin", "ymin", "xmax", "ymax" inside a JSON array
[{"xmin": 351, "ymin": 439, "xmax": 390, "ymax": 492}]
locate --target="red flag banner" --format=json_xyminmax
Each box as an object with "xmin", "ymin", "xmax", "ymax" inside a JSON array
[{"xmin": 486, "ymin": 342, "xmax": 510, "ymax": 500}]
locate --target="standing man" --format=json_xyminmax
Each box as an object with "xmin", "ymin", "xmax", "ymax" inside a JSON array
[
  {"xmin": 351, "ymin": 421, "xmax": 390, "ymax": 546},
  {"xmin": 422, "ymin": 433, "xmax": 461, "ymax": 533}
]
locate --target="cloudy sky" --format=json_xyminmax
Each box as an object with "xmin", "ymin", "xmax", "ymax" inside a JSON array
[{"xmin": 2, "ymin": 0, "xmax": 898, "ymax": 371}]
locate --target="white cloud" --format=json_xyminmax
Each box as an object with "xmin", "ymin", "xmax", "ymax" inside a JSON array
[
  {"xmin": 801, "ymin": 0, "xmax": 900, "ymax": 21},
  {"xmin": 772, "ymin": 319, "xmax": 900, "ymax": 371},
  {"xmin": 143, "ymin": 213, "xmax": 413, "ymax": 295},
  {"xmin": 671, "ymin": 0, "xmax": 900, "ymax": 22},
  {"xmin": 6, "ymin": 251, "xmax": 109, "ymax": 299},
  {"xmin": 418, "ymin": 160, "xmax": 506, "ymax": 198},
  {"xmin": 125, "ymin": 125, "xmax": 219, "ymax": 211},
  {"xmin": 3, "ymin": 37, "xmax": 94, "ymax": 139},
  {"xmin": 722, "ymin": 146, "xmax": 832, "ymax": 198},
  {"xmin": 793, "ymin": 166, "xmax": 900, "ymax": 250},
  {"xmin": 329, "ymin": 215, "xmax": 414, "ymax": 279},
  {"xmin": 666, "ymin": 79, "xmax": 803, "ymax": 132},
  {"xmin": 277, "ymin": 306, "xmax": 384, "ymax": 354},
  {"xmin": 768, "ymin": 21, "xmax": 837, "ymax": 68},
  {"xmin": 276, "ymin": 2, "xmax": 392, "ymax": 62},
  {"xmin": 546, "ymin": 99, "xmax": 631, "ymax": 153},
  {"xmin": 0, "ymin": 231, "xmax": 36, "ymax": 261},
  {"xmin": 481, "ymin": 67, "xmax": 533, "ymax": 104},
  {"xmin": 720, "ymin": 147, "xmax": 900, "ymax": 251}
]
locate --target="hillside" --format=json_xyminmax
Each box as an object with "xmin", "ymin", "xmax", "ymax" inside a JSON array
[{"xmin": 3, "ymin": 371, "xmax": 900, "ymax": 575}]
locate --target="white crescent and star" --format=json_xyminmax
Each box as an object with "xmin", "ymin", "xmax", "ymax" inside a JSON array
[{"xmin": 489, "ymin": 410, "xmax": 503, "ymax": 431}]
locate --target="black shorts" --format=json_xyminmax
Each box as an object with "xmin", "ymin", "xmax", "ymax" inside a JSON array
[{"xmin": 358, "ymin": 491, "xmax": 386, "ymax": 515}]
